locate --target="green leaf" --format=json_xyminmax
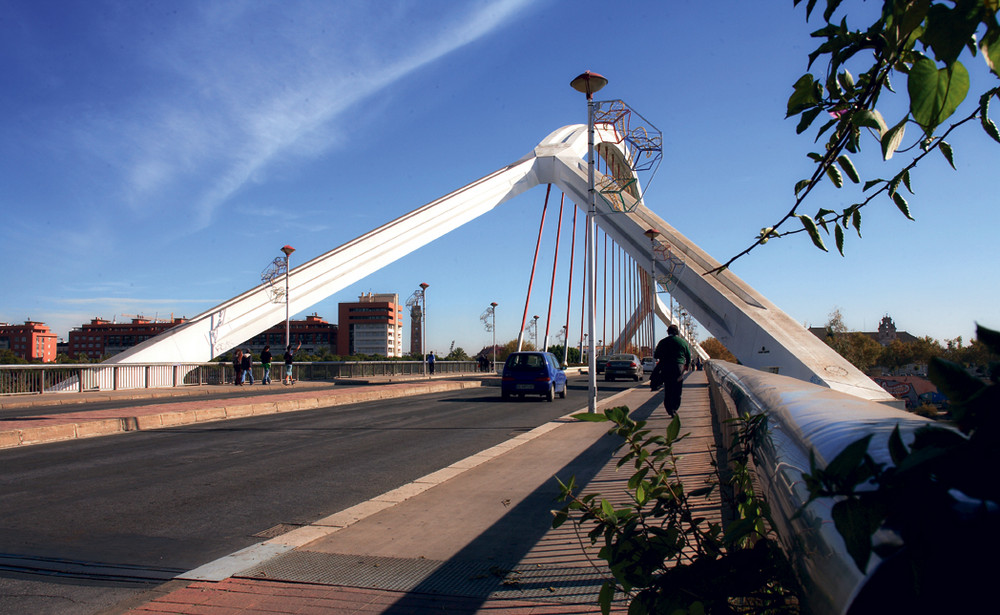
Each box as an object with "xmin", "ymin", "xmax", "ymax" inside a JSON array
[
  {"xmin": 837, "ymin": 69, "xmax": 855, "ymax": 91},
  {"xmin": 836, "ymin": 155, "xmax": 860, "ymax": 183},
  {"xmin": 976, "ymin": 324, "xmax": 1000, "ymax": 356},
  {"xmin": 552, "ymin": 509, "xmax": 568, "ymax": 529},
  {"xmin": 824, "ymin": 434, "xmax": 873, "ymax": 482},
  {"xmin": 666, "ymin": 414, "xmax": 680, "ymax": 441},
  {"xmin": 796, "ymin": 107, "xmax": 823, "ymax": 134},
  {"xmin": 939, "ymin": 140, "xmax": 956, "ymax": 170},
  {"xmin": 922, "ymin": 2, "xmax": 982, "ymax": 66},
  {"xmin": 902, "ymin": 169, "xmax": 913, "ymax": 194},
  {"xmin": 852, "ymin": 109, "xmax": 888, "ymax": 135},
  {"xmin": 787, "ymin": 73, "xmax": 821, "ymax": 116},
  {"xmin": 980, "ymin": 90, "xmax": 1000, "ymax": 144},
  {"xmin": 598, "ymin": 580, "xmax": 615, "ymax": 615},
  {"xmin": 794, "ymin": 178, "xmax": 812, "ymax": 195},
  {"xmin": 851, "ymin": 208, "xmax": 862, "ymax": 237},
  {"xmin": 892, "ymin": 192, "xmax": 914, "ymax": 220},
  {"xmin": 908, "ymin": 56, "xmax": 970, "ymax": 134},
  {"xmin": 835, "ymin": 224, "xmax": 845, "ymax": 256},
  {"xmin": 831, "ymin": 497, "xmax": 882, "ymax": 571},
  {"xmin": 797, "ymin": 214, "xmax": 828, "ymax": 252},
  {"xmin": 982, "ymin": 27, "xmax": 1000, "ymax": 77},
  {"xmin": 880, "ymin": 119, "xmax": 906, "ymax": 161},
  {"xmin": 888, "ymin": 426, "xmax": 908, "ymax": 466},
  {"xmin": 862, "ymin": 178, "xmax": 884, "ymax": 192},
  {"xmin": 825, "ymin": 164, "xmax": 843, "ymax": 188},
  {"xmin": 572, "ymin": 412, "xmax": 608, "ymax": 422}
]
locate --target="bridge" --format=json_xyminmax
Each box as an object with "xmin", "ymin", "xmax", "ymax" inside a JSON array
[
  {"xmin": 6, "ymin": 104, "xmax": 969, "ymax": 611},
  {"xmin": 103, "ymin": 117, "xmax": 891, "ymax": 404}
]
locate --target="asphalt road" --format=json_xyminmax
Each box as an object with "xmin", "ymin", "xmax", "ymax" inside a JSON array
[{"xmin": 0, "ymin": 376, "xmax": 639, "ymax": 615}]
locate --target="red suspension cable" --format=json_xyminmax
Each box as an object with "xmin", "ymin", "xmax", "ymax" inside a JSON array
[
  {"xmin": 517, "ymin": 184, "xmax": 550, "ymax": 351},
  {"xmin": 563, "ymin": 204, "xmax": 578, "ymax": 365},
  {"xmin": 542, "ymin": 194, "xmax": 565, "ymax": 350}
]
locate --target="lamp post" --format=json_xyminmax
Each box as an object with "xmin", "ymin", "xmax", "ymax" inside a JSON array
[
  {"xmin": 532, "ymin": 315, "xmax": 540, "ymax": 351},
  {"xmin": 281, "ymin": 245, "xmax": 295, "ymax": 349},
  {"xmin": 420, "ymin": 282, "xmax": 429, "ymax": 375},
  {"xmin": 644, "ymin": 228, "xmax": 660, "ymax": 353},
  {"xmin": 571, "ymin": 70, "xmax": 608, "ymax": 414},
  {"xmin": 490, "ymin": 302, "xmax": 498, "ymax": 371}
]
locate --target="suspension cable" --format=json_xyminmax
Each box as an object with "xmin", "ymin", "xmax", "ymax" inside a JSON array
[
  {"xmin": 517, "ymin": 184, "xmax": 550, "ymax": 351},
  {"xmin": 542, "ymin": 193, "xmax": 564, "ymax": 351},
  {"xmin": 563, "ymin": 203, "xmax": 578, "ymax": 365}
]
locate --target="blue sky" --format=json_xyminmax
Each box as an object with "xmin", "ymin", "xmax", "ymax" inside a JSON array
[{"xmin": 1, "ymin": 0, "xmax": 996, "ymax": 356}]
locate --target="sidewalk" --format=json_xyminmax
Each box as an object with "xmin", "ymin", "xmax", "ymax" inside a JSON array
[
  {"xmin": 0, "ymin": 378, "xmax": 484, "ymax": 449},
  {"xmin": 108, "ymin": 371, "xmax": 716, "ymax": 615}
]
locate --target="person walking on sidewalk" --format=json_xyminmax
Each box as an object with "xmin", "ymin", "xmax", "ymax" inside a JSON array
[
  {"xmin": 426, "ymin": 351, "xmax": 436, "ymax": 375},
  {"xmin": 232, "ymin": 349, "xmax": 244, "ymax": 386},
  {"xmin": 283, "ymin": 340, "xmax": 301, "ymax": 385},
  {"xmin": 242, "ymin": 348, "xmax": 254, "ymax": 385},
  {"xmin": 260, "ymin": 345, "xmax": 272, "ymax": 385},
  {"xmin": 653, "ymin": 324, "xmax": 691, "ymax": 417}
]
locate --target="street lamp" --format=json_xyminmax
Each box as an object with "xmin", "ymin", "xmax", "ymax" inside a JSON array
[
  {"xmin": 532, "ymin": 315, "xmax": 540, "ymax": 351},
  {"xmin": 420, "ymin": 282, "xmax": 429, "ymax": 375},
  {"xmin": 571, "ymin": 70, "xmax": 608, "ymax": 414},
  {"xmin": 644, "ymin": 228, "xmax": 660, "ymax": 353},
  {"xmin": 281, "ymin": 245, "xmax": 295, "ymax": 349},
  {"xmin": 490, "ymin": 302, "xmax": 498, "ymax": 371}
]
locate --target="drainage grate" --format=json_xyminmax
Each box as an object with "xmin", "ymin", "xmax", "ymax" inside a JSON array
[
  {"xmin": 252, "ymin": 523, "xmax": 305, "ymax": 539},
  {"xmin": 239, "ymin": 551, "xmax": 608, "ymax": 603}
]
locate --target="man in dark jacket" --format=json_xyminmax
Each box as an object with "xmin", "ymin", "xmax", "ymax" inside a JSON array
[{"xmin": 653, "ymin": 324, "xmax": 691, "ymax": 416}]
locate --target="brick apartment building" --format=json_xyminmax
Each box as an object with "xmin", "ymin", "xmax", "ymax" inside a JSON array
[
  {"xmin": 0, "ymin": 321, "xmax": 58, "ymax": 362},
  {"xmin": 337, "ymin": 293, "xmax": 404, "ymax": 357},
  {"xmin": 68, "ymin": 316, "xmax": 188, "ymax": 361},
  {"xmin": 239, "ymin": 313, "xmax": 338, "ymax": 356}
]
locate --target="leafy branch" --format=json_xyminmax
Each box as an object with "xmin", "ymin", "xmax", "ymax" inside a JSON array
[
  {"xmin": 554, "ymin": 407, "xmax": 798, "ymax": 614},
  {"xmin": 712, "ymin": 0, "xmax": 1000, "ymax": 273},
  {"xmin": 801, "ymin": 323, "xmax": 1000, "ymax": 610}
]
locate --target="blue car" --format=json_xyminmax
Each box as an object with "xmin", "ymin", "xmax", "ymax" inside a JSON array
[{"xmin": 501, "ymin": 351, "xmax": 568, "ymax": 402}]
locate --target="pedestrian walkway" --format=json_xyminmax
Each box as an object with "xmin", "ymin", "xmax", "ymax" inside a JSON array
[{"xmin": 112, "ymin": 371, "xmax": 716, "ymax": 614}]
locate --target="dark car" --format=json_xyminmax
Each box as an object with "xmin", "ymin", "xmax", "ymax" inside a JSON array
[
  {"xmin": 595, "ymin": 355, "xmax": 610, "ymax": 374},
  {"xmin": 605, "ymin": 353, "xmax": 643, "ymax": 382},
  {"xmin": 501, "ymin": 351, "xmax": 568, "ymax": 402}
]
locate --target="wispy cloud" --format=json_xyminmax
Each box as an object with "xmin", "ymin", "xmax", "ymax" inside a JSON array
[{"xmin": 96, "ymin": 0, "xmax": 537, "ymax": 231}]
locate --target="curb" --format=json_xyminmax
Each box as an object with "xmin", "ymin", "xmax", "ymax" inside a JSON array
[{"xmin": 0, "ymin": 381, "xmax": 482, "ymax": 450}]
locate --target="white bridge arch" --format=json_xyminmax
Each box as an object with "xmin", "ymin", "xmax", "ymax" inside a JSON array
[{"xmin": 106, "ymin": 125, "xmax": 893, "ymax": 403}]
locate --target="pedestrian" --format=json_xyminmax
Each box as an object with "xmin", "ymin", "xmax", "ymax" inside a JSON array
[
  {"xmin": 242, "ymin": 348, "xmax": 254, "ymax": 385},
  {"xmin": 283, "ymin": 340, "xmax": 301, "ymax": 385},
  {"xmin": 233, "ymin": 349, "xmax": 244, "ymax": 386},
  {"xmin": 427, "ymin": 350, "xmax": 435, "ymax": 375},
  {"xmin": 260, "ymin": 345, "xmax": 272, "ymax": 385},
  {"xmin": 653, "ymin": 324, "xmax": 691, "ymax": 417}
]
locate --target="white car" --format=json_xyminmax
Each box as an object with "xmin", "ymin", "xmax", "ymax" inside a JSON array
[{"xmin": 641, "ymin": 357, "xmax": 656, "ymax": 373}]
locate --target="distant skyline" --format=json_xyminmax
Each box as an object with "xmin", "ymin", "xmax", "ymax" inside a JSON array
[{"xmin": 2, "ymin": 1, "xmax": 995, "ymax": 355}]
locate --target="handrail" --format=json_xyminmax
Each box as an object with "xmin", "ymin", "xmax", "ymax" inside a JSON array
[
  {"xmin": 0, "ymin": 361, "xmax": 481, "ymax": 397},
  {"xmin": 705, "ymin": 359, "xmax": 938, "ymax": 615}
]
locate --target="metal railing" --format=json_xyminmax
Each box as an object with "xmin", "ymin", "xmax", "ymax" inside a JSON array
[
  {"xmin": 0, "ymin": 361, "xmax": 481, "ymax": 397},
  {"xmin": 705, "ymin": 359, "xmax": 946, "ymax": 615}
]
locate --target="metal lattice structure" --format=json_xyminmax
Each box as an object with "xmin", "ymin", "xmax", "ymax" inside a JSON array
[
  {"xmin": 593, "ymin": 99, "xmax": 663, "ymax": 212},
  {"xmin": 260, "ymin": 257, "xmax": 287, "ymax": 304},
  {"xmin": 653, "ymin": 240, "xmax": 686, "ymax": 292}
]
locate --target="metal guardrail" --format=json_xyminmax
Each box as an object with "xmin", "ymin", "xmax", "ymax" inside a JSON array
[
  {"xmin": 0, "ymin": 361, "xmax": 481, "ymax": 397},
  {"xmin": 705, "ymin": 359, "xmax": 943, "ymax": 615}
]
